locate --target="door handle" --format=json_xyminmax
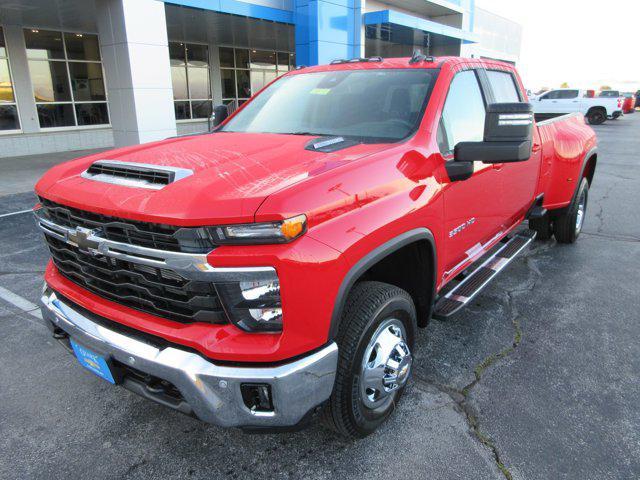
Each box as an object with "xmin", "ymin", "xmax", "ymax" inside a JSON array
[
  {"xmin": 493, "ymin": 163, "xmax": 504, "ymax": 170},
  {"xmin": 532, "ymin": 143, "xmax": 542, "ymax": 153}
]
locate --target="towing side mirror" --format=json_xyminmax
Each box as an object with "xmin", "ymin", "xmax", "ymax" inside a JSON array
[
  {"xmin": 446, "ymin": 103, "xmax": 533, "ymax": 182},
  {"xmin": 455, "ymin": 103, "xmax": 533, "ymax": 164}
]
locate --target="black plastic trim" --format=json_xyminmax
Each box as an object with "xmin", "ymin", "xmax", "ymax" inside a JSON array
[{"xmin": 328, "ymin": 228, "xmax": 437, "ymax": 340}]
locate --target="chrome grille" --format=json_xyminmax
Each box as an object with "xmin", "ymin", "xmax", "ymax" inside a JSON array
[
  {"xmin": 44, "ymin": 234, "xmax": 227, "ymax": 324},
  {"xmin": 38, "ymin": 198, "xmax": 215, "ymax": 253}
]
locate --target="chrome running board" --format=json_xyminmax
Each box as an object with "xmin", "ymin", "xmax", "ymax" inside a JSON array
[{"xmin": 433, "ymin": 229, "xmax": 537, "ymax": 319}]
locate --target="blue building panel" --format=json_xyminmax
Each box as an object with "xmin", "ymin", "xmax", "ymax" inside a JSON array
[
  {"xmin": 294, "ymin": 0, "xmax": 360, "ymax": 66},
  {"xmin": 363, "ymin": 9, "xmax": 477, "ymax": 43},
  {"xmin": 165, "ymin": 0, "xmax": 294, "ymax": 23}
]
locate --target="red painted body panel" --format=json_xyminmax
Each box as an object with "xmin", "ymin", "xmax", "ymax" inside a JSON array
[
  {"xmin": 536, "ymin": 114, "xmax": 597, "ymax": 210},
  {"xmin": 623, "ymin": 96, "xmax": 635, "ymax": 114},
  {"xmin": 36, "ymin": 57, "xmax": 597, "ymax": 363}
]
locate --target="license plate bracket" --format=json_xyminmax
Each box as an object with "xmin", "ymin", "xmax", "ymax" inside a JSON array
[{"xmin": 70, "ymin": 339, "xmax": 117, "ymax": 385}]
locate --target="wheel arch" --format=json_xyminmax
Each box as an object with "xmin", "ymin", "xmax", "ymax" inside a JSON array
[
  {"xmin": 329, "ymin": 228, "xmax": 437, "ymax": 340},
  {"xmin": 582, "ymin": 150, "xmax": 597, "ymax": 186}
]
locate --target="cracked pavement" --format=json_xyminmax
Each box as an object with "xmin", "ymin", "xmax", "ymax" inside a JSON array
[{"xmin": 1, "ymin": 114, "xmax": 640, "ymax": 479}]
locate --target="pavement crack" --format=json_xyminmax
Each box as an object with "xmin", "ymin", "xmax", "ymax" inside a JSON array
[
  {"xmin": 581, "ymin": 231, "xmax": 640, "ymax": 243},
  {"xmin": 415, "ymin": 252, "xmax": 545, "ymax": 480}
]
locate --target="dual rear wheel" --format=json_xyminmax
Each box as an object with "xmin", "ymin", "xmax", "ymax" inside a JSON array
[{"xmin": 529, "ymin": 177, "xmax": 589, "ymax": 244}]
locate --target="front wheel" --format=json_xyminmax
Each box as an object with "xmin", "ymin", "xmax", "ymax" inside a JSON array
[
  {"xmin": 554, "ymin": 177, "xmax": 589, "ymax": 243},
  {"xmin": 323, "ymin": 281, "xmax": 416, "ymax": 439}
]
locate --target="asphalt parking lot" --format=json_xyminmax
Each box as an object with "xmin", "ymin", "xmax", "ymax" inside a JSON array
[{"xmin": 1, "ymin": 114, "xmax": 639, "ymax": 480}]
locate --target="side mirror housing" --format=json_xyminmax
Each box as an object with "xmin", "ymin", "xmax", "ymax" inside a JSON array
[
  {"xmin": 454, "ymin": 102, "xmax": 533, "ymax": 164},
  {"xmin": 211, "ymin": 104, "xmax": 229, "ymax": 128}
]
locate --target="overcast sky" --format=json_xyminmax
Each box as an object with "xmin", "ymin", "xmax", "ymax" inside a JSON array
[{"xmin": 475, "ymin": 0, "xmax": 640, "ymax": 92}]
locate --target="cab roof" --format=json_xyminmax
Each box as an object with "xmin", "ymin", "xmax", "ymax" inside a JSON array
[{"xmin": 289, "ymin": 56, "xmax": 517, "ymax": 74}]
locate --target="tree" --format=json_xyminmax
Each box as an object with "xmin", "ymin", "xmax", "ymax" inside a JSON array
[
  {"xmin": 600, "ymin": 85, "xmax": 612, "ymax": 91},
  {"xmin": 560, "ymin": 82, "xmax": 569, "ymax": 88}
]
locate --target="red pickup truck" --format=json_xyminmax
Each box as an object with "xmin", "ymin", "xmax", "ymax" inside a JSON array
[{"xmin": 34, "ymin": 55, "xmax": 597, "ymax": 438}]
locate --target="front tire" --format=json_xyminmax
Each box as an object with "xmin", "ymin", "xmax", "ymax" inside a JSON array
[
  {"xmin": 554, "ymin": 177, "xmax": 589, "ymax": 243},
  {"xmin": 323, "ymin": 281, "xmax": 417, "ymax": 439}
]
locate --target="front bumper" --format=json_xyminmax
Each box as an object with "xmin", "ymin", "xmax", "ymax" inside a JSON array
[{"xmin": 39, "ymin": 289, "xmax": 338, "ymax": 429}]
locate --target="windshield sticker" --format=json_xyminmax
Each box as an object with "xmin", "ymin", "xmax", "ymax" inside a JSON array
[{"xmin": 310, "ymin": 88, "xmax": 331, "ymax": 95}]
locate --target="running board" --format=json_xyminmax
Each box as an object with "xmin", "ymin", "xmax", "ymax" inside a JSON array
[{"xmin": 433, "ymin": 229, "xmax": 537, "ymax": 319}]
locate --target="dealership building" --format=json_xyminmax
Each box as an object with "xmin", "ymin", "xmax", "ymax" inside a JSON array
[{"xmin": 0, "ymin": 0, "xmax": 521, "ymax": 157}]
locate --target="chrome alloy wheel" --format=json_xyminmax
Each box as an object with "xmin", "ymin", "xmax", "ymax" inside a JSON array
[
  {"xmin": 575, "ymin": 189, "xmax": 587, "ymax": 234},
  {"xmin": 360, "ymin": 318, "xmax": 412, "ymax": 409}
]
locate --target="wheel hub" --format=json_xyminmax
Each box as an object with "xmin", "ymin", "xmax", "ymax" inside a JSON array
[{"xmin": 360, "ymin": 319, "xmax": 412, "ymax": 409}]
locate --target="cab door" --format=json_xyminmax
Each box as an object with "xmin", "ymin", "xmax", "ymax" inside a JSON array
[
  {"xmin": 438, "ymin": 69, "xmax": 505, "ymax": 279},
  {"xmin": 483, "ymin": 69, "xmax": 541, "ymax": 224}
]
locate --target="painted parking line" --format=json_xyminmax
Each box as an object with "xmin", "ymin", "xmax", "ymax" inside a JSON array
[
  {"xmin": 0, "ymin": 285, "xmax": 42, "ymax": 321},
  {"xmin": 0, "ymin": 208, "xmax": 33, "ymax": 219}
]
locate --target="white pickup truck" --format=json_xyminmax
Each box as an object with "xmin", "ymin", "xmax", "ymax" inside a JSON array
[{"xmin": 531, "ymin": 88, "xmax": 622, "ymax": 125}]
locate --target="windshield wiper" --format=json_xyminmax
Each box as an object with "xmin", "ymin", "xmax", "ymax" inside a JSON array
[{"xmin": 287, "ymin": 131, "xmax": 326, "ymax": 136}]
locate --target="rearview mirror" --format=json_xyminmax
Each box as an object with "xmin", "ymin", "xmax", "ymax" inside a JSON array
[
  {"xmin": 454, "ymin": 103, "xmax": 533, "ymax": 163},
  {"xmin": 211, "ymin": 104, "xmax": 229, "ymax": 128}
]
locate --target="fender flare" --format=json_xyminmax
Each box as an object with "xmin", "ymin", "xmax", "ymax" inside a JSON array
[
  {"xmin": 579, "ymin": 146, "xmax": 598, "ymax": 186},
  {"xmin": 328, "ymin": 228, "xmax": 437, "ymax": 340},
  {"xmin": 570, "ymin": 146, "xmax": 598, "ymax": 205}
]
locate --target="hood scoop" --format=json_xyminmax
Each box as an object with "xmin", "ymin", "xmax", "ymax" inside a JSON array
[
  {"xmin": 81, "ymin": 160, "xmax": 193, "ymax": 190},
  {"xmin": 305, "ymin": 136, "xmax": 360, "ymax": 153}
]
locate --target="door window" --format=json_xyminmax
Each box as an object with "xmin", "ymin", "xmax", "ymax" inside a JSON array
[
  {"xmin": 486, "ymin": 70, "xmax": 521, "ymax": 102},
  {"xmin": 437, "ymin": 70, "xmax": 486, "ymax": 155},
  {"xmin": 542, "ymin": 89, "xmax": 578, "ymax": 100}
]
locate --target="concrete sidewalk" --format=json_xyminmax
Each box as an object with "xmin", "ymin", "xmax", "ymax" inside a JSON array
[{"xmin": 0, "ymin": 148, "xmax": 107, "ymax": 198}]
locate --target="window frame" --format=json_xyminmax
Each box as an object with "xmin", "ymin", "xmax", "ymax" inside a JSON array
[
  {"xmin": 169, "ymin": 40, "xmax": 213, "ymax": 123},
  {"xmin": 218, "ymin": 46, "xmax": 295, "ymax": 109},
  {"xmin": 24, "ymin": 27, "xmax": 111, "ymax": 131},
  {"xmin": 437, "ymin": 68, "xmax": 489, "ymax": 158},
  {"xmin": 0, "ymin": 26, "xmax": 22, "ymax": 134},
  {"xmin": 484, "ymin": 69, "xmax": 523, "ymax": 103}
]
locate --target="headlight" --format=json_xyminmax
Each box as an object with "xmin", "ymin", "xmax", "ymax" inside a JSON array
[
  {"xmin": 206, "ymin": 214, "xmax": 306, "ymax": 245},
  {"xmin": 216, "ymin": 274, "xmax": 283, "ymax": 332}
]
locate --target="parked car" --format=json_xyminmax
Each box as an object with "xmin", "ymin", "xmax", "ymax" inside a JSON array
[
  {"xmin": 636, "ymin": 90, "xmax": 640, "ymax": 109},
  {"xmin": 532, "ymin": 88, "xmax": 622, "ymax": 124},
  {"xmin": 622, "ymin": 92, "xmax": 636, "ymax": 114},
  {"xmin": 34, "ymin": 56, "xmax": 597, "ymax": 438}
]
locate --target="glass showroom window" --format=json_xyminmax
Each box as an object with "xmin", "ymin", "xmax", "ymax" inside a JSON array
[
  {"xmin": 170, "ymin": 42, "xmax": 212, "ymax": 120},
  {"xmin": 219, "ymin": 47, "xmax": 294, "ymax": 107},
  {"xmin": 24, "ymin": 29, "xmax": 109, "ymax": 128},
  {"xmin": 0, "ymin": 27, "xmax": 21, "ymax": 131}
]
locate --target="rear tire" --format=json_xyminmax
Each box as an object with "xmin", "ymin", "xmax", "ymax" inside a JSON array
[
  {"xmin": 554, "ymin": 177, "xmax": 589, "ymax": 244},
  {"xmin": 587, "ymin": 108, "xmax": 606, "ymax": 125},
  {"xmin": 529, "ymin": 215, "xmax": 553, "ymax": 240},
  {"xmin": 323, "ymin": 281, "xmax": 416, "ymax": 439}
]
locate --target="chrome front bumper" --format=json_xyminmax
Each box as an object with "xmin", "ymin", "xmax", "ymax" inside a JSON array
[{"xmin": 39, "ymin": 289, "xmax": 338, "ymax": 428}]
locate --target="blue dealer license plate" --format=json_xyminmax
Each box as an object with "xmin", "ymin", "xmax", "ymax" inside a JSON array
[{"xmin": 70, "ymin": 339, "xmax": 116, "ymax": 384}]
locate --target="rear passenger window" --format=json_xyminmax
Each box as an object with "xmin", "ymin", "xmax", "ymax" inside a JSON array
[
  {"xmin": 437, "ymin": 70, "xmax": 486, "ymax": 155},
  {"xmin": 558, "ymin": 90, "xmax": 579, "ymax": 99},
  {"xmin": 486, "ymin": 70, "xmax": 521, "ymax": 102}
]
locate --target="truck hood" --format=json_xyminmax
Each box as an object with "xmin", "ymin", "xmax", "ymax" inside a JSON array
[{"xmin": 35, "ymin": 132, "xmax": 391, "ymax": 225}]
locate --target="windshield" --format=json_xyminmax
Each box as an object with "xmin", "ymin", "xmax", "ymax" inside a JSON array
[{"xmin": 221, "ymin": 69, "xmax": 437, "ymax": 142}]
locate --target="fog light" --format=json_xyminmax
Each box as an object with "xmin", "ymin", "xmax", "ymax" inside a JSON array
[{"xmin": 241, "ymin": 383, "xmax": 274, "ymax": 413}]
